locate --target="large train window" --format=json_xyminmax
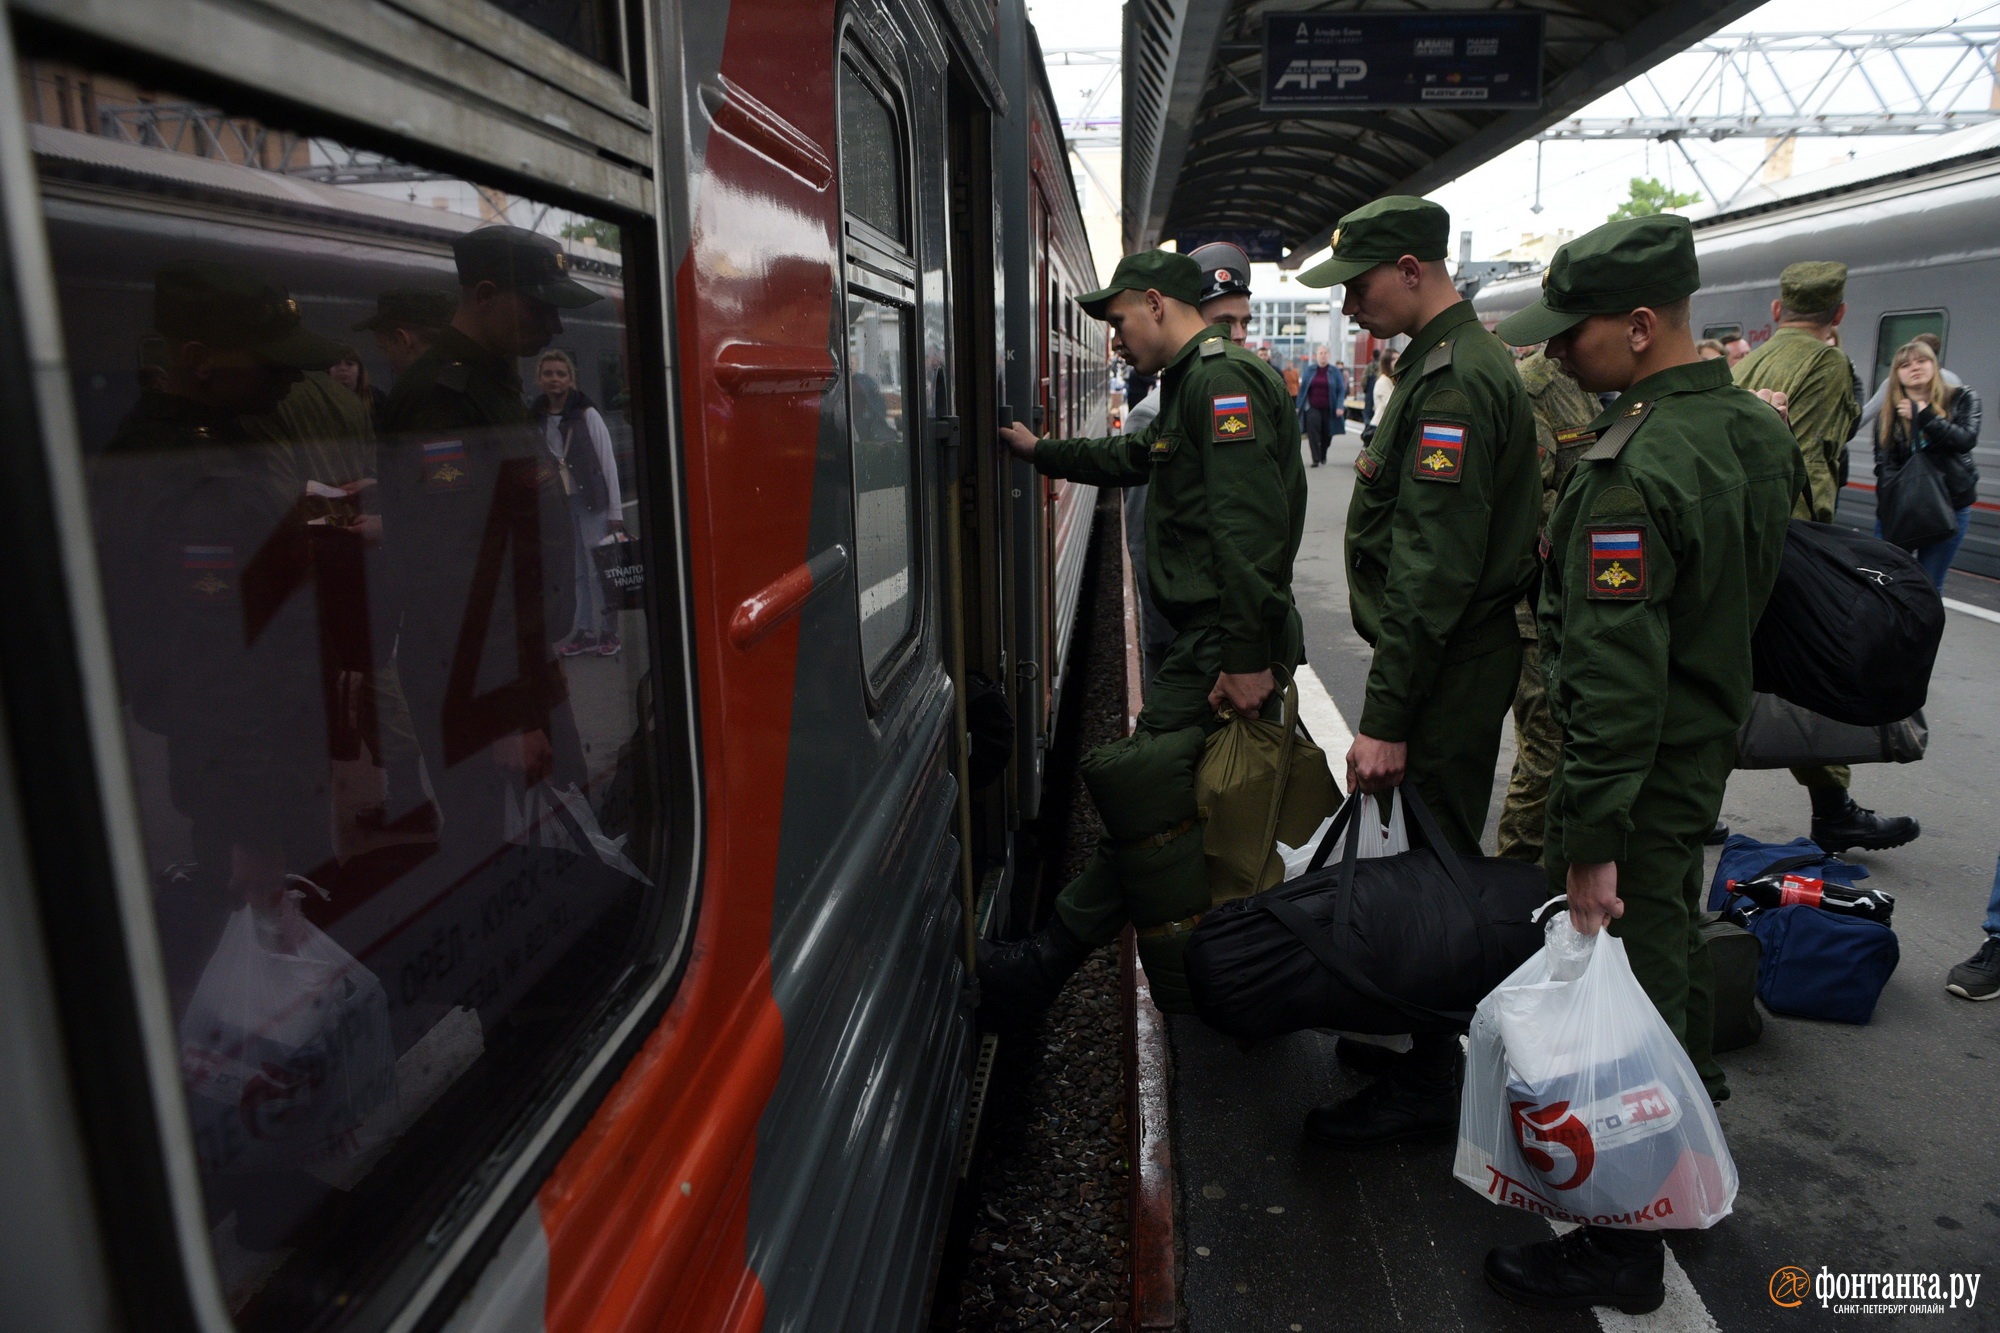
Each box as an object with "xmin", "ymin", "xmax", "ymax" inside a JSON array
[
  {"xmin": 1874, "ymin": 310, "xmax": 1948, "ymax": 392},
  {"xmin": 838, "ymin": 46, "xmax": 920, "ymax": 686},
  {"xmin": 20, "ymin": 56, "xmax": 683, "ymax": 1328}
]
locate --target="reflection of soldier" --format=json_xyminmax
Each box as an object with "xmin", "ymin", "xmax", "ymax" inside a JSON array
[
  {"xmin": 93, "ymin": 262, "xmax": 345, "ymax": 913},
  {"xmin": 355, "ymin": 288, "xmax": 455, "ymax": 381},
  {"xmin": 376, "ymin": 227, "xmax": 599, "ymax": 859},
  {"xmin": 1495, "ymin": 350, "xmax": 1599, "ymax": 864}
]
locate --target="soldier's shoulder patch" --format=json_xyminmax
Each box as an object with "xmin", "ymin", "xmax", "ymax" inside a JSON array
[
  {"xmin": 1149, "ymin": 431, "xmax": 1178, "ymax": 462},
  {"xmin": 1554, "ymin": 425, "xmax": 1598, "ymax": 447},
  {"xmin": 1210, "ymin": 392, "xmax": 1255, "ymax": 442},
  {"xmin": 1423, "ymin": 387, "xmax": 1473, "ymax": 417},
  {"xmin": 435, "ymin": 360, "xmax": 471, "ymax": 394},
  {"xmin": 1585, "ymin": 524, "xmax": 1648, "ymax": 600},
  {"xmin": 1588, "ymin": 484, "xmax": 1648, "ymax": 518},
  {"xmin": 1354, "ymin": 448, "xmax": 1382, "ymax": 483},
  {"xmin": 421, "ymin": 437, "xmax": 471, "ymax": 491},
  {"xmin": 1411, "ymin": 420, "xmax": 1467, "ymax": 483},
  {"xmin": 1199, "ymin": 336, "xmax": 1228, "ymax": 359},
  {"xmin": 1580, "ymin": 399, "xmax": 1653, "ymax": 461},
  {"xmin": 181, "ymin": 543, "xmax": 235, "ymax": 602}
]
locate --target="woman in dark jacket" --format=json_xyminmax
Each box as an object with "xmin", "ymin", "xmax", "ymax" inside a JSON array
[{"xmin": 1874, "ymin": 339, "xmax": 1980, "ymax": 591}]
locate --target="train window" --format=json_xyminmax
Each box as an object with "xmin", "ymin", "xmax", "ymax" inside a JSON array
[
  {"xmin": 838, "ymin": 47, "xmax": 919, "ymax": 685},
  {"xmin": 486, "ymin": 0, "xmax": 624, "ymax": 71},
  {"xmin": 1874, "ymin": 310, "xmax": 1948, "ymax": 392},
  {"xmin": 22, "ymin": 56, "xmax": 681, "ymax": 1327},
  {"xmin": 1701, "ymin": 323, "xmax": 1743, "ymax": 342}
]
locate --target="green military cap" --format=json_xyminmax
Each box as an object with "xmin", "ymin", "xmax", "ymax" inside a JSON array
[
  {"xmin": 1076, "ymin": 249, "xmax": 1204, "ymax": 319},
  {"xmin": 353, "ymin": 287, "xmax": 456, "ymax": 332},
  {"xmin": 1297, "ymin": 195, "xmax": 1450, "ymax": 288},
  {"xmin": 152, "ymin": 261, "xmax": 345, "ymax": 370},
  {"xmin": 452, "ymin": 226, "xmax": 601, "ymax": 309},
  {"xmin": 1778, "ymin": 261, "xmax": 1846, "ymax": 314},
  {"xmin": 1495, "ymin": 215, "xmax": 1700, "ymax": 346}
]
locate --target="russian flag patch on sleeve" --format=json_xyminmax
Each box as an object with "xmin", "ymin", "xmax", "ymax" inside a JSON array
[
  {"xmin": 1586, "ymin": 526, "xmax": 1647, "ymax": 600},
  {"xmin": 1210, "ymin": 393, "xmax": 1254, "ymax": 442},
  {"xmin": 1411, "ymin": 421, "xmax": 1466, "ymax": 482}
]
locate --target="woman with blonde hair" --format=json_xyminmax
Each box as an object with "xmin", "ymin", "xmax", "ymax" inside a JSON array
[
  {"xmin": 1873, "ymin": 338, "xmax": 1980, "ymax": 591},
  {"xmin": 532, "ymin": 347, "xmax": 627, "ymax": 655}
]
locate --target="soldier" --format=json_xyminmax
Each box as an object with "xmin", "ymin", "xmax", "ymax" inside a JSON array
[
  {"xmin": 355, "ymin": 288, "xmax": 456, "ymax": 380},
  {"xmin": 1731, "ymin": 262, "xmax": 1920, "ymax": 854},
  {"xmin": 375, "ymin": 227, "xmax": 598, "ymax": 865},
  {"xmin": 1293, "ymin": 196, "xmax": 1540, "ymax": 1148},
  {"xmin": 1494, "ymin": 348, "xmax": 1600, "ymax": 865},
  {"xmin": 91, "ymin": 262, "xmax": 346, "ymax": 956},
  {"xmin": 1124, "ymin": 242, "xmax": 1257, "ymax": 684},
  {"xmin": 1485, "ymin": 215, "xmax": 1801, "ymax": 1313},
  {"xmin": 979, "ymin": 250, "xmax": 1306, "ymax": 1010}
]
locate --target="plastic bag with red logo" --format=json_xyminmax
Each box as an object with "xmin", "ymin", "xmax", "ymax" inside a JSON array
[
  {"xmin": 179, "ymin": 888, "xmax": 397, "ymax": 1176},
  {"xmin": 1453, "ymin": 906, "xmax": 1738, "ymax": 1230}
]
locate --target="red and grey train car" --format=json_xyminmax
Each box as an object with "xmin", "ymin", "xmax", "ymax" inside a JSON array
[{"xmin": 0, "ymin": 0, "xmax": 1104, "ymax": 1329}]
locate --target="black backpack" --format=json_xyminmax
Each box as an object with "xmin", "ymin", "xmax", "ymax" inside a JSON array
[
  {"xmin": 1751, "ymin": 521, "xmax": 1944, "ymax": 727},
  {"xmin": 1183, "ymin": 787, "xmax": 1548, "ymax": 1039}
]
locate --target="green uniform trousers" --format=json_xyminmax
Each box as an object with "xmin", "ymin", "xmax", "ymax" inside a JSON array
[
  {"xmin": 1402, "ymin": 636, "xmax": 1522, "ymax": 858},
  {"xmin": 1545, "ymin": 734, "xmax": 1737, "ymax": 1101},
  {"xmin": 1790, "ymin": 763, "xmax": 1850, "ymax": 790},
  {"xmin": 1056, "ymin": 616, "xmax": 1301, "ymax": 945},
  {"xmin": 1497, "ymin": 635, "xmax": 1559, "ymax": 863}
]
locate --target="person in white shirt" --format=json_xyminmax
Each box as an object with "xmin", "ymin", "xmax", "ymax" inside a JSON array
[{"xmin": 532, "ymin": 348, "xmax": 627, "ymax": 656}]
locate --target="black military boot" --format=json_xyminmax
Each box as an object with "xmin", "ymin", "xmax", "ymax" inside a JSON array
[
  {"xmin": 1809, "ymin": 787, "xmax": 1920, "ymax": 854},
  {"xmin": 1334, "ymin": 1036, "xmax": 1405, "ymax": 1077},
  {"xmin": 1305, "ymin": 1031, "xmax": 1458, "ymax": 1149},
  {"xmin": 1485, "ymin": 1226, "xmax": 1665, "ymax": 1314},
  {"xmin": 976, "ymin": 917, "xmax": 1094, "ymax": 1014}
]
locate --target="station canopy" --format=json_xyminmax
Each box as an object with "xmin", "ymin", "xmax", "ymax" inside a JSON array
[{"xmin": 1123, "ymin": 0, "xmax": 1765, "ymax": 265}]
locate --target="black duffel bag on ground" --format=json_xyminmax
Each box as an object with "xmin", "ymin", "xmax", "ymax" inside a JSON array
[
  {"xmin": 1750, "ymin": 520, "xmax": 1944, "ymax": 727},
  {"xmin": 1184, "ymin": 786, "xmax": 1548, "ymax": 1040}
]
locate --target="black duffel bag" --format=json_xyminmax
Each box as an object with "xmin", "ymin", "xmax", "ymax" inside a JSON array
[
  {"xmin": 1184, "ymin": 786, "xmax": 1548, "ymax": 1040},
  {"xmin": 1750, "ymin": 520, "xmax": 1944, "ymax": 727}
]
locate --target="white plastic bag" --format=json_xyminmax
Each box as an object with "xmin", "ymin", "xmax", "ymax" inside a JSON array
[
  {"xmin": 179, "ymin": 891, "xmax": 397, "ymax": 1175},
  {"xmin": 1278, "ymin": 791, "xmax": 1408, "ymax": 880},
  {"xmin": 1454, "ymin": 909, "xmax": 1738, "ymax": 1230}
]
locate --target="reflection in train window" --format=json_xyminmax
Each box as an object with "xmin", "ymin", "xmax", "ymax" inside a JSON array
[
  {"xmin": 1874, "ymin": 309, "xmax": 1947, "ymax": 393},
  {"xmin": 22, "ymin": 56, "xmax": 679, "ymax": 1328},
  {"xmin": 838, "ymin": 45, "xmax": 920, "ymax": 687},
  {"xmin": 486, "ymin": 0, "xmax": 625, "ymax": 71}
]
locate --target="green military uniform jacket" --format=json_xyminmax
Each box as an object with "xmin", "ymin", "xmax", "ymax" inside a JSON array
[
  {"xmin": 1516, "ymin": 349, "xmax": 1602, "ymax": 639},
  {"xmin": 1731, "ymin": 327, "xmax": 1857, "ymax": 521},
  {"xmin": 1035, "ymin": 324, "xmax": 1305, "ymax": 674},
  {"xmin": 377, "ymin": 326, "xmax": 577, "ymax": 763},
  {"xmin": 1538, "ymin": 358, "xmax": 1805, "ymax": 864},
  {"xmin": 1345, "ymin": 301, "xmax": 1540, "ymax": 739}
]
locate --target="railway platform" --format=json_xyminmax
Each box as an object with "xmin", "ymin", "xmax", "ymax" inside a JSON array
[{"xmin": 1145, "ymin": 434, "xmax": 2000, "ymax": 1333}]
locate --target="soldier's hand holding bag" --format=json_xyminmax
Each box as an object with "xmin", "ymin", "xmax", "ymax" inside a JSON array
[{"xmin": 1454, "ymin": 910, "xmax": 1738, "ymax": 1230}]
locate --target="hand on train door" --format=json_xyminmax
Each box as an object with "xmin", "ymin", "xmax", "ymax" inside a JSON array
[{"xmin": 999, "ymin": 421, "xmax": 1041, "ymax": 462}]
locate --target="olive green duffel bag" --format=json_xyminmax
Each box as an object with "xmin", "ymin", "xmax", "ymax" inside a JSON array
[{"xmin": 1196, "ymin": 675, "xmax": 1340, "ymax": 904}]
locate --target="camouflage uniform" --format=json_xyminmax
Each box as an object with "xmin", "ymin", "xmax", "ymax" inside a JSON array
[
  {"xmin": 1731, "ymin": 320, "xmax": 1861, "ymax": 794},
  {"xmin": 1496, "ymin": 351, "xmax": 1600, "ymax": 862}
]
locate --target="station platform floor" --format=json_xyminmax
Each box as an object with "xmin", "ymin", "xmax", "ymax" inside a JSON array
[{"xmin": 1164, "ymin": 432, "xmax": 2000, "ymax": 1332}]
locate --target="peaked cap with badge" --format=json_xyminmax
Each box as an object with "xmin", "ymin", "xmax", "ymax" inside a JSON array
[
  {"xmin": 452, "ymin": 226, "xmax": 602, "ymax": 309},
  {"xmin": 1076, "ymin": 249, "xmax": 1206, "ymax": 318},
  {"xmin": 354, "ymin": 287, "xmax": 456, "ymax": 333},
  {"xmin": 153, "ymin": 261, "xmax": 346, "ymax": 371},
  {"xmin": 1494, "ymin": 214, "xmax": 1701, "ymax": 347},
  {"xmin": 1298, "ymin": 195, "xmax": 1450, "ymax": 289},
  {"xmin": 1187, "ymin": 241, "xmax": 1253, "ymax": 304}
]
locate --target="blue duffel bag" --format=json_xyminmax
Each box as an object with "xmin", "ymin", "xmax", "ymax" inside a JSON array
[{"xmin": 1709, "ymin": 836, "xmax": 1898, "ymax": 1025}]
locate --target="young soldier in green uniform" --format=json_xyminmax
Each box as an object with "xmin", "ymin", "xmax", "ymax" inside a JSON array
[
  {"xmin": 980, "ymin": 250, "xmax": 1306, "ymax": 1011},
  {"xmin": 1732, "ymin": 262, "xmax": 1920, "ymax": 854},
  {"xmin": 1486, "ymin": 215, "xmax": 1801, "ymax": 1314},
  {"xmin": 1293, "ymin": 196, "xmax": 1540, "ymax": 1148},
  {"xmin": 1496, "ymin": 349, "xmax": 1600, "ymax": 864}
]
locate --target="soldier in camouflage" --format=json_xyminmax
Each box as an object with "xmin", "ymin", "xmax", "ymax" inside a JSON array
[
  {"xmin": 1731, "ymin": 262, "xmax": 1920, "ymax": 854},
  {"xmin": 1495, "ymin": 349, "xmax": 1599, "ymax": 865}
]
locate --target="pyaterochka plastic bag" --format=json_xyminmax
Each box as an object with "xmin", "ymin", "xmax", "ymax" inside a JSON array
[{"xmin": 1453, "ymin": 908, "xmax": 1738, "ymax": 1230}]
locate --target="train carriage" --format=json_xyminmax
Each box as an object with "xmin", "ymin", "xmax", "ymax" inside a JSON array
[{"xmin": 0, "ymin": 0, "xmax": 1105, "ymax": 1329}]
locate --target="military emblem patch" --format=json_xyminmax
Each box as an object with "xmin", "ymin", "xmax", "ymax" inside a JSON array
[
  {"xmin": 1149, "ymin": 433, "xmax": 1177, "ymax": 462},
  {"xmin": 1554, "ymin": 426, "xmax": 1598, "ymax": 447},
  {"xmin": 182, "ymin": 544, "xmax": 235, "ymax": 601},
  {"xmin": 1412, "ymin": 421, "xmax": 1465, "ymax": 483},
  {"xmin": 1586, "ymin": 526, "xmax": 1647, "ymax": 600},
  {"xmin": 422, "ymin": 438, "xmax": 470, "ymax": 491},
  {"xmin": 1210, "ymin": 393, "xmax": 1254, "ymax": 442},
  {"xmin": 1354, "ymin": 449, "xmax": 1381, "ymax": 482}
]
